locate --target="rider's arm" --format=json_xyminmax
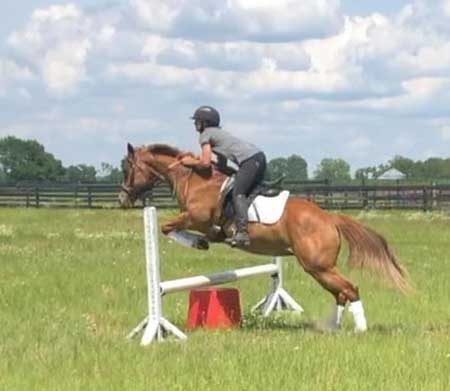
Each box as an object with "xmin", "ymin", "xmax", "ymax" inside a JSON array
[
  {"xmin": 198, "ymin": 143, "xmax": 212, "ymax": 168},
  {"xmin": 181, "ymin": 144, "xmax": 212, "ymax": 169}
]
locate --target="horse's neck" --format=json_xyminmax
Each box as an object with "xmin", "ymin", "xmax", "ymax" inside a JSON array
[
  {"xmin": 155, "ymin": 159, "xmax": 190, "ymax": 199},
  {"xmin": 162, "ymin": 162, "xmax": 227, "ymax": 206}
]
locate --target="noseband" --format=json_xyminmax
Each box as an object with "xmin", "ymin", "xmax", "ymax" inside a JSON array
[
  {"xmin": 121, "ymin": 155, "xmax": 192, "ymax": 203},
  {"xmin": 121, "ymin": 160, "xmax": 166, "ymax": 198}
]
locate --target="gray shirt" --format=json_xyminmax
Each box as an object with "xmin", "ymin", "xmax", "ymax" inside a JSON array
[{"xmin": 199, "ymin": 127, "xmax": 260, "ymax": 166}]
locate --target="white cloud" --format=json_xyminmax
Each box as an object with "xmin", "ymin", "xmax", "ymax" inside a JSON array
[
  {"xmin": 42, "ymin": 39, "xmax": 91, "ymax": 94},
  {"xmin": 130, "ymin": 0, "xmax": 343, "ymax": 41},
  {"xmin": 6, "ymin": 4, "xmax": 120, "ymax": 95},
  {"xmin": 32, "ymin": 4, "xmax": 81, "ymax": 22},
  {"xmin": 130, "ymin": 0, "xmax": 179, "ymax": 32},
  {"xmin": 441, "ymin": 126, "xmax": 450, "ymax": 141},
  {"xmin": 444, "ymin": 0, "xmax": 450, "ymax": 16},
  {"xmin": 3, "ymin": 0, "xmax": 450, "ymax": 170},
  {"xmin": 348, "ymin": 135, "xmax": 372, "ymax": 152},
  {"xmin": 0, "ymin": 59, "xmax": 34, "ymax": 94}
]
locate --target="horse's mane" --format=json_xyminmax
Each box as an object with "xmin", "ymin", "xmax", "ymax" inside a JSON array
[{"xmin": 146, "ymin": 144, "xmax": 182, "ymax": 157}]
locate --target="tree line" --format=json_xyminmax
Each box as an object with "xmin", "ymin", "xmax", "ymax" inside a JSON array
[
  {"xmin": 0, "ymin": 136, "xmax": 122, "ymax": 184},
  {"xmin": 355, "ymin": 155, "xmax": 450, "ymax": 181},
  {"xmin": 2, "ymin": 136, "xmax": 450, "ymax": 184}
]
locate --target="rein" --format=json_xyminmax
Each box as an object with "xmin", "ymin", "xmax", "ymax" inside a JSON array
[
  {"xmin": 123, "ymin": 153, "xmax": 194, "ymax": 207},
  {"xmin": 168, "ymin": 160, "xmax": 182, "ymax": 170},
  {"xmin": 168, "ymin": 159, "xmax": 193, "ymax": 206}
]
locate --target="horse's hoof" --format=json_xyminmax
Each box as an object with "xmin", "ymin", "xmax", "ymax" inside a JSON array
[
  {"xmin": 224, "ymin": 238, "xmax": 250, "ymax": 248},
  {"xmin": 194, "ymin": 238, "xmax": 209, "ymax": 250}
]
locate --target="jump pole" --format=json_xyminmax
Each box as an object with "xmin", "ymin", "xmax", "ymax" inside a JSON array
[{"xmin": 127, "ymin": 207, "xmax": 303, "ymax": 346}]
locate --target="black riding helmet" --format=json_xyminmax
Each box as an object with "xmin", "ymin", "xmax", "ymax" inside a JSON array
[{"xmin": 191, "ymin": 106, "xmax": 220, "ymax": 127}]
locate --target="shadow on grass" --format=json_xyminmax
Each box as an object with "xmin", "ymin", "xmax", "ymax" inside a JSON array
[
  {"xmin": 242, "ymin": 315, "xmax": 435, "ymax": 336},
  {"xmin": 364, "ymin": 323, "xmax": 426, "ymax": 336},
  {"xmin": 241, "ymin": 312, "xmax": 328, "ymax": 334}
]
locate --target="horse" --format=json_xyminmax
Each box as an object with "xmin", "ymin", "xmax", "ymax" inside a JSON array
[{"xmin": 118, "ymin": 143, "xmax": 412, "ymax": 332}]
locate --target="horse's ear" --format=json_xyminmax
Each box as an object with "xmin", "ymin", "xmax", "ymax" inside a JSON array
[{"xmin": 127, "ymin": 143, "xmax": 135, "ymax": 158}]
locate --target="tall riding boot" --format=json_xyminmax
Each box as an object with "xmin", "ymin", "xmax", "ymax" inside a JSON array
[{"xmin": 231, "ymin": 194, "xmax": 250, "ymax": 247}]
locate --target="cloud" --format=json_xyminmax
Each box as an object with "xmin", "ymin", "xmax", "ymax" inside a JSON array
[
  {"xmin": 142, "ymin": 35, "xmax": 310, "ymax": 72},
  {"xmin": 7, "ymin": 0, "xmax": 448, "ymax": 103},
  {"xmin": 2, "ymin": 0, "xmax": 450, "ymax": 171},
  {"xmin": 130, "ymin": 0, "xmax": 343, "ymax": 42},
  {"xmin": 0, "ymin": 58, "xmax": 33, "ymax": 90},
  {"xmin": 6, "ymin": 4, "xmax": 119, "ymax": 95},
  {"xmin": 441, "ymin": 126, "xmax": 450, "ymax": 141}
]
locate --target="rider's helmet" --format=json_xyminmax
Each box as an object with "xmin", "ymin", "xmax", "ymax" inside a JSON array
[{"xmin": 191, "ymin": 106, "xmax": 220, "ymax": 127}]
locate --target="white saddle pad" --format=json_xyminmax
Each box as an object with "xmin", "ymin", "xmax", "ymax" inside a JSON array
[{"xmin": 248, "ymin": 191, "xmax": 290, "ymax": 224}]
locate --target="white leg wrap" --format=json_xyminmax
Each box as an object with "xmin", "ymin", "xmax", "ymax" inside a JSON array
[
  {"xmin": 335, "ymin": 304, "xmax": 345, "ymax": 327},
  {"xmin": 349, "ymin": 300, "xmax": 368, "ymax": 332},
  {"xmin": 167, "ymin": 231, "xmax": 199, "ymax": 248},
  {"xmin": 328, "ymin": 304, "xmax": 345, "ymax": 330}
]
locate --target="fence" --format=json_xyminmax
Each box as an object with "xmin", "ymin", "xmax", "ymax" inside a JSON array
[{"xmin": 1, "ymin": 182, "xmax": 450, "ymax": 211}]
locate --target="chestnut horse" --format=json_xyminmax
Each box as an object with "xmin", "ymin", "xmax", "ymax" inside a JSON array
[{"xmin": 119, "ymin": 143, "xmax": 412, "ymax": 332}]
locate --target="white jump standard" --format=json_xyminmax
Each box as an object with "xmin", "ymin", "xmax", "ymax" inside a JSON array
[{"xmin": 127, "ymin": 207, "xmax": 303, "ymax": 346}]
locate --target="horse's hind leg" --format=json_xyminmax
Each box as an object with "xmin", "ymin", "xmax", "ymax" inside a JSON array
[
  {"xmin": 291, "ymin": 235, "xmax": 368, "ymax": 332},
  {"xmin": 308, "ymin": 268, "xmax": 367, "ymax": 332}
]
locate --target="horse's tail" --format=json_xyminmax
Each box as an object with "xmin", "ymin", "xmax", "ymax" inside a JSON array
[{"xmin": 332, "ymin": 214, "xmax": 413, "ymax": 294}]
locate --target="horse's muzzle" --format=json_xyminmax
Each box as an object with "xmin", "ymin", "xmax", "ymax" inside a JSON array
[{"xmin": 118, "ymin": 190, "xmax": 134, "ymax": 209}]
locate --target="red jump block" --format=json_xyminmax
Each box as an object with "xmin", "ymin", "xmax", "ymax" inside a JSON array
[{"xmin": 186, "ymin": 288, "xmax": 242, "ymax": 330}]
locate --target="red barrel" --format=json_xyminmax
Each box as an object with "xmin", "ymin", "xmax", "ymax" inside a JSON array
[{"xmin": 186, "ymin": 287, "xmax": 242, "ymax": 329}]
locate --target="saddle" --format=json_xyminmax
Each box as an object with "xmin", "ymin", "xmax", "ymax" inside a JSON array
[{"xmin": 215, "ymin": 173, "xmax": 290, "ymax": 226}]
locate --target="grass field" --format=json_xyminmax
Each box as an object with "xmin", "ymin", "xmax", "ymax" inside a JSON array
[{"xmin": 1, "ymin": 207, "xmax": 449, "ymax": 390}]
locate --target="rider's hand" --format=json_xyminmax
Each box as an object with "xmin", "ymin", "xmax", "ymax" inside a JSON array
[
  {"xmin": 178, "ymin": 152, "xmax": 195, "ymax": 160},
  {"xmin": 180, "ymin": 156, "xmax": 200, "ymax": 166}
]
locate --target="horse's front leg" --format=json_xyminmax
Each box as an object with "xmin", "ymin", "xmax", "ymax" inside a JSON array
[
  {"xmin": 161, "ymin": 212, "xmax": 209, "ymax": 250},
  {"xmin": 161, "ymin": 212, "xmax": 191, "ymax": 234}
]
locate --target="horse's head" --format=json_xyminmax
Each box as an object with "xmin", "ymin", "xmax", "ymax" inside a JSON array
[{"xmin": 118, "ymin": 143, "xmax": 165, "ymax": 208}]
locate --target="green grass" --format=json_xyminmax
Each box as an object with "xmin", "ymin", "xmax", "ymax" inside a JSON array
[{"xmin": 1, "ymin": 208, "xmax": 449, "ymax": 390}]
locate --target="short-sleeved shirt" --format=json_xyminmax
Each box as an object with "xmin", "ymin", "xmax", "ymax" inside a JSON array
[{"xmin": 199, "ymin": 127, "xmax": 261, "ymax": 166}]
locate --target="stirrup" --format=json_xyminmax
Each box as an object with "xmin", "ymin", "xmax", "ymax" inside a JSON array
[{"xmin": 226, "ymin": 231, "xmax": 250, "ymax": 248}]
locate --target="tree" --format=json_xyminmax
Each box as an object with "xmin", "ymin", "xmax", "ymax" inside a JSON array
[
  {"xmin": 267, "ymin": 155, "xmax": 308, "ymax": 181},
  {"xmin": 0, "ymin": 164, "xmax": 7, "ymax": 184},
  {"xmin": 355, "ymin": 167, "xmax": 377, "ymax": 180},
  {"xmin": 314, "ymin": 158, "xmax": 351, "ymax": 183},
  {"xmin": 0, "ymin": 136, "xmax": 64, "ymax": 182},
  {"xmin": 286, "ymin": 154, "xmax": 308, "ymax": 181},
  {"xmin": 97, "ymin": 162, "xmax": 123, "ymax": 183},
  {"xmin": 64, "ymin": 164, "xmax": 97, "ymax": 183},
  {"xmin": 389, "ymin": 156, "xmax": 415, "ymax": 177},
  {"xmin": 267, "ymin": 157, "xmax": 288, "ymax": 180}
]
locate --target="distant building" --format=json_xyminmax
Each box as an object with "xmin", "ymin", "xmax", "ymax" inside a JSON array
[{"xmin": 377, "ymin": 168, "xmax": 406, "ymax": 180}]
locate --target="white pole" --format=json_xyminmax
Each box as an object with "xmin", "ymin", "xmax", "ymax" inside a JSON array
[
  {"xmin": 128, "ymin": 208, "xmax": 303, "ymax": 345},
  {"xmin": 140, "ymin": 207, "xmax": 163, "ymax": 345},
  {"xmin": 252, "ymin": 257, "xmax": 304, "ymax": 316},
  {"xmin": 161, "ymin": 263, "xmax": 279, "ymax": 294},
  {"xmin": 138, "ymin": 207, "xmax": 187, "ymax": 346}
]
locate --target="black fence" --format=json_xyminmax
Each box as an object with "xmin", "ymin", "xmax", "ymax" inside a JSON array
[{"xmin": 1, "ymin": 182, "xmax": 450, "ymax": 211}]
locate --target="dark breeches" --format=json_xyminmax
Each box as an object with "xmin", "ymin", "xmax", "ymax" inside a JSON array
[{"xmin": 232, "ymin": 152, "xmax": 266, "ymax": 199}]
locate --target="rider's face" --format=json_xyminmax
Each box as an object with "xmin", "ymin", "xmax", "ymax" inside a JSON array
[{"xmin": 194, "ymin": 119, "xmax": 203, "ymax": 132}]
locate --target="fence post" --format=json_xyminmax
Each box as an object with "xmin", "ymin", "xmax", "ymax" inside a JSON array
[
  {"xmin": 362, "ymin": 186, "xmax": 368, "ymax": 210},
  {"xmin": 74, "ymin": 184, "xmax": 78, "ymax": 207},
  {"xmin": 431, "ymin": 183, "xmax": 437, "ymax": 211},
  {"xmin": 87, "ymin": 186, "xmax": 92, "ymax": 208},
  {"xmin": 422, "ymin": 186, "xmax": 428, "ymax": 212},
  {"xmin": 35, "ymin": 187, "xmax": 40, "ymax": 208}
]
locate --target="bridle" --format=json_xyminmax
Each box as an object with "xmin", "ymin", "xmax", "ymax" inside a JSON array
[
  {"xmin": 121, "ymin": 159, "xmax": 165, "ymax": 198},
  {"xmin": 121, "ymin": 155, "xmax": 192, "ymax": 203}
]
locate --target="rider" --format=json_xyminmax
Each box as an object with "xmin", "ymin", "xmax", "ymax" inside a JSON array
[{"xmin": 180, "ymin": 105, "xmax": 267, "ymax": 247}]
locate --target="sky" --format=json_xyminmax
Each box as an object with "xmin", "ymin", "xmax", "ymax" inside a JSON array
[{"xmin": 1, "ymin": 0, "xmax": 450, "ymax": 174}]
